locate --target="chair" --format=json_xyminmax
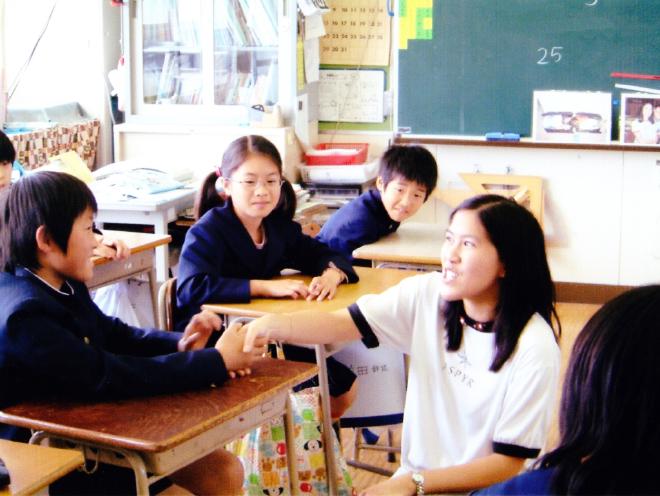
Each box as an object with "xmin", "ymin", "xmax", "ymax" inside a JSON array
[
  {"xmin": 435, "ymin": 172, "xmax": 545, "ymax": 227},
  {"xmin": 334, "ymin": 343, "xmax": 406, "ymax": 476},
  {"xmin": 157, "ymin": 277, "xmax": 177, "ymax": 331}
]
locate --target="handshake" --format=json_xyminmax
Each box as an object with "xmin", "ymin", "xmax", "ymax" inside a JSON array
[{"xmin": 176, "ymin": 310, "xmax": 270, "ymax": 379}]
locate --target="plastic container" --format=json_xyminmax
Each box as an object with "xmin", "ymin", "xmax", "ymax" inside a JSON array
[
  {"xmin": 299, "ymin": 160, "xmax": 378, "ymax": 184},
  {"xmin": 304, "ymin": 143, "xmax": 369, "ymax": 166}
]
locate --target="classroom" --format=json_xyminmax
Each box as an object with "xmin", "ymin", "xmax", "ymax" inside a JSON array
[{"xmin": 0, "ymin": 1, "xmax": 659, "ymax": 495}]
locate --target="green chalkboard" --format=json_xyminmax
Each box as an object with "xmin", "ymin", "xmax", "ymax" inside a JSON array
[{"xmin": 397, "ymin": 1, "xmax": 660, "ymax": 137}]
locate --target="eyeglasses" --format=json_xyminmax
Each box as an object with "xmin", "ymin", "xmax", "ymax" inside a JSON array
[{"xmin": 230, "ymin": 178, "xmax": 284, "ymax": 190}]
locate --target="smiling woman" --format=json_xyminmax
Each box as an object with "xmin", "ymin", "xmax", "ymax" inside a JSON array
[{"xmin": 242, "ymin": 193, "xmax": 561, "ymax": 495}]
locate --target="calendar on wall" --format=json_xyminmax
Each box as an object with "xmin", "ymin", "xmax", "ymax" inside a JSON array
[{"xmin": 319, "ymin": 0, "xmax": 391, "ymax": 66}]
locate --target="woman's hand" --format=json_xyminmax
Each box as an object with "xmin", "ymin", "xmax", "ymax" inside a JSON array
[
  {"xmin": 307, "ymin": 268, "xmax": 343, "ymax": 301},
  {"xmin": 253, "ymin": 279, "xmax": 310, "ymax": 299},
  {"xmin": 216, "ymin": 321, "xmax": 269, "ymax": 378},
  {"xmin": 177, "ymin": 309, "xmax": 222, "ymax": 351},
  {"xmin": 93, "ymin": 233, "xmax": 130, "ymax": 260}
]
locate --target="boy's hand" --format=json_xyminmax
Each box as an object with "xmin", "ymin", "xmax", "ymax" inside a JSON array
[
  {"xmin": 93, "ymin": 234, "xmax": 131, "ymax": 260},
  {"xmin": 307, "ymin": 268, "xmax": 343, "ymax": 301},
  {"xmin": 260, "ymin": 279, "xmax": 309, "ymax": 299},
  {"xmin": 178, "ymin": 310, "xmax": 222, "ymax": 351},
  {"xmin": 216, "ymin": 321, "xmax": 268, "ymax": 378}
]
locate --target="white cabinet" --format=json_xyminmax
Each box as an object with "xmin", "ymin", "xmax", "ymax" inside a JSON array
[
  {"xmin": 120, "ymin": 0, "xmax": 297, "ymax": 125},
  {"xmin": 620, "ymin": 152, "xmax": 660, "ymax": 285},
  {"xmin": 113, "ymin": 123, "xmax": 301, "ymax": 181}
]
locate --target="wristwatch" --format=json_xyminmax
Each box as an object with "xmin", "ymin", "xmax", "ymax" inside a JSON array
[{"xmin": 411, "ymin": 472, "xmax": 425, "ymax": 495}]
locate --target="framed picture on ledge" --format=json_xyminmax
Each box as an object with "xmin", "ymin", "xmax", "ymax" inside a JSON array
[
  {"xmin": 532, "ymin": 90, "xmax": 612, "ymax": 144},
  {"xmin": 620, "ymin": 93, "xmax": 660, "ymax": 145}
]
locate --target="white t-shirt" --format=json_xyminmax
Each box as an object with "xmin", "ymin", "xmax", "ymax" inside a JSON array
[{"xmin": 351, "ymin": 272, "xmax": 560, "ymax": 475}]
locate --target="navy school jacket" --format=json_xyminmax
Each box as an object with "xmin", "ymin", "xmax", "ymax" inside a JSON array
[
  {"xmin": 0, "ymin": 268, "xmax": 229, "ymax": 441},
  {"xmin": 176, "ymin": 200, "xmax": 358, "ymax": 331},
  {"xmin": 316, "ymin": 189, "xmax": 400, "ymax": 266}
]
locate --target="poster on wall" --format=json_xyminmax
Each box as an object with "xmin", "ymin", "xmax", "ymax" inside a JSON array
[
  {"xmin": 620, "ymin": 93, "xmax": 660, "ymax": 145},
  {"xmin": 532, "ymin": 91, "xmax": 612, "ymax": 144}
]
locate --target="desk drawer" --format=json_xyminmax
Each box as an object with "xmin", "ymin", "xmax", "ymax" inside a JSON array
[
  {"xmin": 89, "ymin": 251, "xmax": 154, "ymax": 290},
  {"xmin": 144, "ymin": 391, "xmax": 288, "ymax": 474}
]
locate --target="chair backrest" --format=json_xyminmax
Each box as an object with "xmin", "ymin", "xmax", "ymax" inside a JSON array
[{"xmin": 157, "ymin": 277, "xmax": 177, "ymax": 331}]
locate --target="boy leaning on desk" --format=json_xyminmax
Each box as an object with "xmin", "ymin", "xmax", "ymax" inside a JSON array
[
  {"xmin": 316, "ymin": 144, "xmax": 439, "ymax": 266},
  {"xmin": 0, "ymin": 171, "xmax": 270, "ymax": 495}
]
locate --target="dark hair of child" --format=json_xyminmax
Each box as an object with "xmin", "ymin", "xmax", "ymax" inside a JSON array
[
  {"xmin": 442, "ymin": 194, "xmax": 560, "ymax": 371},
  {"xmin": 537, "ymin": 284, "xmax": 660, "ymax": 494},
  {"xmin": 0, "ymin": 130, "xmax": 17, "ymax": 163},
  {"xmin": 0, "ymin": 171, "xmax": 97, "ymax": 272},
  {"xmin": 378, "ymin": 144, "xmax": 438, "ymax": 199},
  {"xmin": 194, "ymin": 135, "xmax": 296, "ymax": 220}
]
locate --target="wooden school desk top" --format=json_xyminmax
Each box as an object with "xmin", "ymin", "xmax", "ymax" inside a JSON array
[
  {"xmin": 92, "ymin": 230, "xmax": 172, "ymax": 267},
  {"xmin": 203, "ymin": 266, "xmax": 419, "ymax": 318},
  {"xmin": 352, "ymin": 222, "xmax": 444, "ymax": 266},
  {"xmin": 0, "ymin": 440, "xmax": 83, "ymax": 496},
  {"xmin": 0, "ymin": 358, "xmax": 316, "ymax": 454}
]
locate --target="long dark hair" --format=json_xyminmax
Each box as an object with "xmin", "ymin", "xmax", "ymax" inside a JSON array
[
  {"xmin": 536, "ymin": 285, "xmax": 660, "ymax": 494},
  {"xmin": 0, "ymin": 171, "xmax": 97, "ymax": 272},
  {"xmin": 442, "ymin": 194, "xmax": 559, "ymax": 371},
  {"xmin": 194, "ymin": 135, "xmax": 296, "ymax": 220},
  {"xmin": 0, "ymin": 130, "xmax": 16, "ymax": 163}
]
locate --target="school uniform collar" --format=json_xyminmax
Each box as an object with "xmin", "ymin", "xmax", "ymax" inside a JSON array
[
  {"xmin": 365, "ymin": 189, "xmax": 400, "ymax": 231},
  {"xmin": 16, "ymin": 266, "xmax": 75, "ymax": 296}
]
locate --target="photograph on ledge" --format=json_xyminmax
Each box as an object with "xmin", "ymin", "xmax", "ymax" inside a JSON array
[
  {"xmin": 620, "ymin": 93, "xmax": 660, "ymax": 145},
  {"xmin": 532, "ymin": 90, "xmax": 612, "ymax": 144}
]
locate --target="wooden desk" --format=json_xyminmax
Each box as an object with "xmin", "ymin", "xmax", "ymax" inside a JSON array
[
  {"xmin": 91, "ymin": 230, "xmax": 172, "ymax": 325},
  {"xmin": 203, "ymin": 266, "xmax": 418, "ymax": 494},
  {"xmin": 95, "ymin": 188, "xmax": 195, "ymax": 281},
  {"xmin": 0, "ymin": 440, "xmax": 83, "ymax": 496},
  {"xmin": 0, "ymin": 358, "xmax": 315, "ymax": 496},
  {"xmin": 352, "ymin": 222, "xmax": 444, "ymax": 270}
]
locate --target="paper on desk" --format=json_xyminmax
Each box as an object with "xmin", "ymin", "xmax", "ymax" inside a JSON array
[
  {"xmin": 36, "ymin": 151, "xmax": 94, "ymax": 184},
  {"xmin": 89, "ymin": 169, "xmax": 184, "ymax": 202}
]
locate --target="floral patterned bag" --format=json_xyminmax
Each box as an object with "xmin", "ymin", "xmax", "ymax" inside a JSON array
[{"xmin": 227, "ymin": 387, "xmax": 354, "ymax": 495}]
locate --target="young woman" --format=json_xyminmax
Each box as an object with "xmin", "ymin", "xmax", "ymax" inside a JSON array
[
  {"xmin": 476, "ymin": 285, "xmax": 660, "ymax": 495},
  {"xmin": 244, "ymin": 194, "xmax": 562, "ymax": 495},
  {"xmin": 176, "ymin": 134, "xmax": 360, "ymax": 418}
]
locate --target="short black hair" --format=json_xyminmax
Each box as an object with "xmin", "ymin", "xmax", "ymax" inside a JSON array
[
  {"xmin": 378, "ymin": 145, "xmax": 438, "ymax": 200},
  {"xmin": 0, "ymin": 171, "xmax": 97, "ymax": 272},
  {"xmin": 0, "ymin": 130, "xmax": 16, "ymax": 164}
]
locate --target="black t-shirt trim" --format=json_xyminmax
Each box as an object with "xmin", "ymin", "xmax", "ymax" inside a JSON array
[
  {"xmin": 347, "ymin": 303, "xmax": 379, "ymax": 348},
  {"xmin": 493, "ymin": 441, "xmax": 540, "ymax": 459}
]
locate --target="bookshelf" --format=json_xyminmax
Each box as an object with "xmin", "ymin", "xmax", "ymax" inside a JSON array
[{"xmin": 121, "ymin": 0, "xmax": 296, "ymax": 125}]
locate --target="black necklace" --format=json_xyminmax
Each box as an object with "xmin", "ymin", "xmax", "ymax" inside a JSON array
[{"xmin": 460, "ymin": 313, "xmax": 495, "ymax": 333}]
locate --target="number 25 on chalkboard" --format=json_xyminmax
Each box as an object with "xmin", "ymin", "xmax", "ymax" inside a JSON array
[{"xmin": 537, "ymin": 46, "xmax": 563, "ymax": 65}]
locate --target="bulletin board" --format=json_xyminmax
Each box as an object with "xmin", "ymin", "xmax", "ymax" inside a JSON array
[{"xmin": 318, "ymin": 0, "xmax": 393, "ymax": 131}]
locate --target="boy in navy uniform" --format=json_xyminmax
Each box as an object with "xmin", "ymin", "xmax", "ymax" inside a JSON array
[
  {"xmin": 317, "ymin": 145, "xmax": 438, "ymax": 266},
  {"xmin": 0, "ymin": 171, "xmax": 266, "ymax": 495}
]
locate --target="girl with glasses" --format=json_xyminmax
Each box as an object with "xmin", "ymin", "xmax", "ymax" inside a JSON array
[{"xmin": 177, "ymin": 135, "xmax": 360, "ymax": 419}]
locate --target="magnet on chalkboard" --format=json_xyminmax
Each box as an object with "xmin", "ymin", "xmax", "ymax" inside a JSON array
[{"xmin": 485, "ymin": 132, "xmax": 520, "ymax": 142}]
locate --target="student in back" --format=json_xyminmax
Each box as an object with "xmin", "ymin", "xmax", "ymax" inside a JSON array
[
  {"xmin": 0, "ymin": 130, "xmax": 17, "ymax": 190},
  {"xmin": 0, "ymin": 171, "xmax": 267, "ymax": 495},
  {"xmin": 177, "ymin": 135, "xmax": 359, "ymax": 419},
  {"xmin": 476, "ymin": 285, "xmax": 660, "ymax": 495},
  {"xmin": 317, "ymin": 144, "xmax": 438, "ymax": 266}
]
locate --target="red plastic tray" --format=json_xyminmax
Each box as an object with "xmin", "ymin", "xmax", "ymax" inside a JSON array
[{"xmin": 304, "ymin": 143, "xmax": 368, "ymax": 166}]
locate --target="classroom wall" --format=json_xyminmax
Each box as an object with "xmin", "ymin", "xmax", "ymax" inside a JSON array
[{"xmin": 3, "ymin": 0, "xmax": 120, "ymax": 166}]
